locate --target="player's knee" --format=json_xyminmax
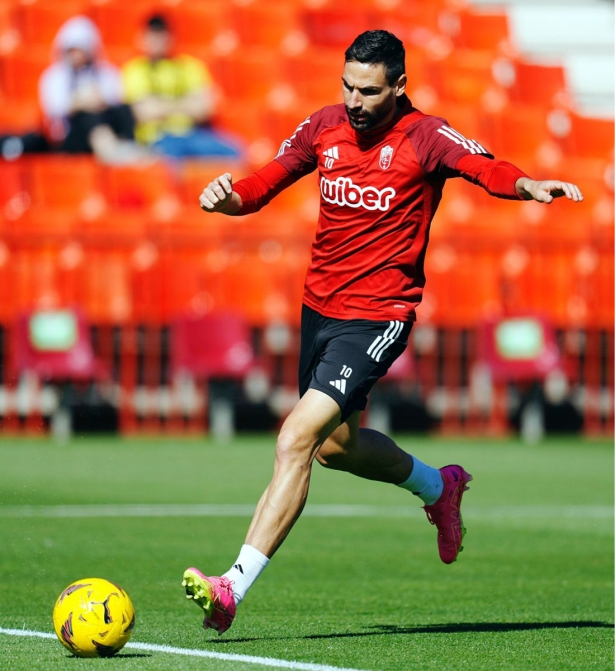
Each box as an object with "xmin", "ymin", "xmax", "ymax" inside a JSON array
[{"xmin": 275, "ymin": 426, "xmax": 314, "ymax": 464}]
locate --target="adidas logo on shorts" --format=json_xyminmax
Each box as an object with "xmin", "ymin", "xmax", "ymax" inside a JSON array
[{"xmin": 329, "ymin": 379, "xmax": 347, "ymax": 394}]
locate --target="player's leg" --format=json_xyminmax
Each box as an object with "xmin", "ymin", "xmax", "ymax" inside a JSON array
[
  {"xmin": 317, "ymin": 413, "xmax": 448, "ymax": 503},
  {"xmin": 183, "ymin": 387, "xmax": 343, "ymax": 633},
  {"xmin": 317, "ymin": 411, "xmax": 412, "ymax": 483},
  {"xmin": 317, "ymin": 416, "xmax": 472, "ymax": 565},
  {"xmin": 243, "ymin": 388, "xmax": 342, "ymax": 556}
]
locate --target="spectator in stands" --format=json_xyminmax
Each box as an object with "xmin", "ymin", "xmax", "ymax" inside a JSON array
[
  {"xmin": 122, "ymin": 14, "xmax": 243, "ymax": 160},
  {"xmin": 39, "ymin": 16, "xmax": 143, "ymax": 163}
]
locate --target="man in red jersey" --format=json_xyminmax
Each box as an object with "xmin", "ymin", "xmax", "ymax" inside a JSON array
[{"xmin": 182, "ymin": 31, "xmax": 583, "ymax": 634}]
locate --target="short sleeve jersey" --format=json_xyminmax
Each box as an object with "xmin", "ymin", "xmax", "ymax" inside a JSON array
[
  {"xmin": 274, "ymin": 96, "xmax": 493, "ymax": 322},
  {"xmin": 122, "ymin": 55, "xmax": 212, "ymax": 144}
]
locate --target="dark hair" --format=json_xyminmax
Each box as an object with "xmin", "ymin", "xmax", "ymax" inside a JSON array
[
  {"xmin": 146, "ymin": 14, "xmax": 170, "ymax": 32},
  {"xmin": 344, "ymin": 30, "xmax": 405, "ymax": 85}
]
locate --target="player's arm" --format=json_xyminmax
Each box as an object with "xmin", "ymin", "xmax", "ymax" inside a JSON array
[
  {"xmin": 199, "ymin": 161, "xmax": 299, "ymax": 216},
  {"xmin": 200, "ymin": 112, "xmax": 320, "ymax": 216},
  {"xmin": 199, "ymin": 173, "xmax": 242, "ymax": 214},
  {"xmin": 454, "ymin": 154, "xmax": 583, "ymax": 203},
  {"xmin": 513, "ymin": 176, "xmax": 583, "ymax": 203}
]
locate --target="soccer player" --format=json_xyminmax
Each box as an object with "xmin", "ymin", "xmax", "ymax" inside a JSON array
[{"xmin": 183, "ymin": 30, "xmax": 583, "ymax": 634}]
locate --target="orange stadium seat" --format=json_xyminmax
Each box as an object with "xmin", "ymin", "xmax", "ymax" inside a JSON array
[
  {"xmin": 78, "ymin": 248, "xmax": 133, "ymax": 324},
  {"xmin": 16, "ymin": 0, "xmax": 90, "ymax": 46},
  {"xmin": 423, "ymin": 242, "xmax": 502, "ymax": 327},
  {"xmin": 300, "ymin": 7, "xmax": 378, "ymax": 48},
  {"xmin": 378, "ymin": 2, "xmax": 444, "ymax": 40},
  {"xmin": 0, "ymin": 47, "xmax": 48, "ymax": 103},
  {"xmin": 281, "ymin": 47, "xmax": 344, "ymax": 105},
  {"xmin": 9, "ymin": 205, "xmax": 77, "ymax": 243},
  {"xmin": 222, "ymin": 250, "xmax": 294, "ymax": 326},
  {"xmin": 207, "ymin": 48, "xmax": 283, "ymax": 103},
  {"xmin": 101, "ymin": 161, "xmax": 177, "ymax": 209},
  {"xmin": 551, "ymin": 114, "xmax": 614, "ymax": 160},
  {"xmin": 479, "ymin": 104, "xmax": 550, "ymax": 163},
  {"xmin": 91, "ymin": 1, "xmax": 154, "ymax": 49},
  {"xmin": 0, "ymin": 100, "xmax": 42, "ymax": 134},
  {"xmin": 230, "ymin": 1, "xmax": 299, "ymax": 49},
  {"xmin": 426, "ymin": 50, "xmax": 496, "ymax": 104},
  {"xmin": 214, "ymin": 103, "xmax": 269, "ymax": 143},
  {"xmin": 23, "ymin": 155, "xmax": 102, "ymax": 208},
  {"xmin": 166, "ymin": 1, "xmax": 232, "ymax": 54},
  {"xmin": 444, "ymin": 10, "xmax": 511, "ymax": 53},
  {"xmin": 261, "ymin": 101, "xmax": 311, "ymax": 147},
  {"xmin": 0, "ymin": 160, "xmax": 26, "ymax": 213},
  {"xmin": 507, "ymin": 61, "xmax": 567, "ymax": 108},
  {"xmin": 502, "ymin": 247, "xmax": 578, "ymax": 327},
  {"xmin": 9, "ymin": 247, "xmax": 68, "ymax": 315},
  {"xmin": 78, "ymin": 209, "xmax": 147, "ymax": 246}
]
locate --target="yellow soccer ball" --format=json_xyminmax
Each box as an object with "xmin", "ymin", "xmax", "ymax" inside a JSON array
[{"xmin": 52, "ymin": 578, "xmax": 135, "ymax": 658}]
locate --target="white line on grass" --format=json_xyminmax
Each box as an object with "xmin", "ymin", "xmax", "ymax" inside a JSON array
[
  {"xmin": 0, "ymin": 627, "xmax": 370, "ymax": 671},
  {"xmin": 0, "ymin": 503, "xmax": 612, "ymax": 519}
]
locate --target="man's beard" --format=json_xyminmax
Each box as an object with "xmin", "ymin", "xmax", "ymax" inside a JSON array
[{"xmin": 346, "ymin": 100, "xmax": 394, "ymax": 132}]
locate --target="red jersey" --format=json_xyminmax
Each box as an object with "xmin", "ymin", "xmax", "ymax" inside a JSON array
[{"xmin": 233, "ymin": 96, "xmax": 527, "ymax": 322}]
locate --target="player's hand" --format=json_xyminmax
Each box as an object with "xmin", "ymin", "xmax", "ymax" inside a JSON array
[
  {"xmin": 516, "ymin": 178, "xmax": 584, "ymax": 204},
  {"xmin": 199, "ymin": 173, "xmax": 241, "ymax": 214}
]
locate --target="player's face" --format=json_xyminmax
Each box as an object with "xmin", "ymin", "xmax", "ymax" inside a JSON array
[{"xmin": 342, "ymin": 61, "xmax": 406, "ymax": 132}]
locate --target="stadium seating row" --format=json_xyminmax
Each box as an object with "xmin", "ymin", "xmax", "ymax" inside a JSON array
[
  {"xmin": 0, "ymin": 232, "xmax": 611, "ymax": 328},
  {"xmin": 1, "ymin": 155, "xmax": 611, "ymax": 239}
]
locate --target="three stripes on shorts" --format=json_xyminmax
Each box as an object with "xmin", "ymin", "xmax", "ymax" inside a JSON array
[{"xmin": 367, "ymin": 320, "xmax": 403, "ymax": 362}]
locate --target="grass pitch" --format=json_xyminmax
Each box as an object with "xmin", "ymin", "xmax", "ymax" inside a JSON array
[{"xmin": 0, "ymin": 435, "xmax": 612, "ymax": 671}]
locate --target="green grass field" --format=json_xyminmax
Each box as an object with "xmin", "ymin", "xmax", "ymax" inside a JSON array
[{"xmin": 0, "ymin": 435, "xmax": 612, "ymax": 671}]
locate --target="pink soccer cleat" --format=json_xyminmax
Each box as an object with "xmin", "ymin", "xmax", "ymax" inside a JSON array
[
  {"xmin": 423, "ymin": 465, "xmax": 473, "ymax": 564},
  {"xmin": 182, "ymin": 568, "xmax": 236, "ymax": 634}
]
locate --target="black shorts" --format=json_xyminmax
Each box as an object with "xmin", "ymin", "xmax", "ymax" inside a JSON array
[{"xmin": 299, "ymin": 304, "xmax": 412, "ymax": 423}]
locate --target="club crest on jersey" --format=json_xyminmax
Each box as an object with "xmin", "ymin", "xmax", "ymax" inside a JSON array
[{"xmin": 379, "ymin": 145, "xmax": 394, "ymax": 170}]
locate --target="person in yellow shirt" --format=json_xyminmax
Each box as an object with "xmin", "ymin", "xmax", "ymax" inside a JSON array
[{"xmin": 122, "ymin": 15, "xmax": 242, "ymax": 159}]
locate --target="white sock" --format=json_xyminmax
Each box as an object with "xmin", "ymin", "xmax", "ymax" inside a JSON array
[
  {"xmin": 397, "ymin": 456, "xmax": 444, "ymax": 505},
  {"xmin": 222, "ymin": 544, "xmax": 269, "ymax": 606}
]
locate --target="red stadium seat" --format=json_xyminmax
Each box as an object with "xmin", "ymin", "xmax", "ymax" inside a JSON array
[
  {"xmin": 10, "ymin": 307, "xmax": 106, "ymax": 381},
  {"xmin": 171, "ymin": 310, "xmax": 255, "ymax": 379},
  {"xmin": 477, "ymin": 313, "xmax": 563, "ymax": 382}
]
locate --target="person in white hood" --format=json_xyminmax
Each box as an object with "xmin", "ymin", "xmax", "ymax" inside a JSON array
[{"xmin": 39, "ymin": 16, "xmax": 139, "ymax": 162}]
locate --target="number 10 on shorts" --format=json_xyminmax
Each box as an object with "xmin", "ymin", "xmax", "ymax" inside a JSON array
[{"xmin": 340, "ymin": 365, "xmax": 352, "ymax": 378}]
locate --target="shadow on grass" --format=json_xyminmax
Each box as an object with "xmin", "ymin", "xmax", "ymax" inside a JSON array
[
  {"xmin": 212, "ymin": 621, "xmax": 614, "ymax": 644},
  {"xmin": 66, "ymin": 653, "xmax": 152, "ymax": 659}
]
